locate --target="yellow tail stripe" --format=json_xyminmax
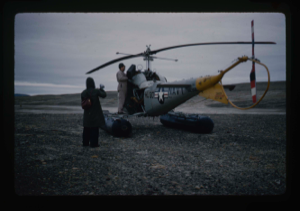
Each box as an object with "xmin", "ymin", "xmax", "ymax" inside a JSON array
[{"xmin": 199, "ymin": 83, "xmax": 228, "ymax": 104}]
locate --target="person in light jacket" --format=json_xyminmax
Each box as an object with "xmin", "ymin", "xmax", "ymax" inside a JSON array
[
  {"xmin": 81, "ymin": 77, "xmax": 106, "ymax": 147},
  {"xmin": 116, "ymin": 63, "xmax": 128, "ymax": 114}
]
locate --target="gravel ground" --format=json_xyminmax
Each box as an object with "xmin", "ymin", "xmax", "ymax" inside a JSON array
[{"xmin": 14, "ymin": 112, "xmax": 286, "ymax": 196}]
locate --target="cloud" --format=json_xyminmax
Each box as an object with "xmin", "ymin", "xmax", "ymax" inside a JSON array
[
  {"xmin": 14, "ymin": 13, "xmax": 286, "ymax": 95},
  {"xmin": 15, "ymin": 81, "xmax": 83, "ymax": 88}
]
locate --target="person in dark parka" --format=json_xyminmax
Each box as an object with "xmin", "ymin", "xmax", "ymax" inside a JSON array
[{"xmin": 81, "ymin": 77, "xmax": 107, "ymax": 147}]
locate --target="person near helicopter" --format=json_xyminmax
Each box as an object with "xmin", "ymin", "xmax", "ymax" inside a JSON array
[
  {"xmin": 81, "ymin": 77, "xmax": 106, "ymax": 147},
  {"xmin": 116, "ymin": 63, "xmax": 129, "ymax": 114}
]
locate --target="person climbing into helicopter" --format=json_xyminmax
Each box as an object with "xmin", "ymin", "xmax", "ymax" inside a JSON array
[{"xmin": 116, "ymin": 63, "xmax": 128, "ymax": 114}]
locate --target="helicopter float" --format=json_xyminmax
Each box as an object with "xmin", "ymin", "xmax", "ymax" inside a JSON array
[{"xmin": 86, "ymin": 21, "xmax": 276, "ymax": 136}]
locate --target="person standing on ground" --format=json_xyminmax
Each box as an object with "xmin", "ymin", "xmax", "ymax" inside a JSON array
[
  {"xmin": 81, "ymin": 77, "xmax": 106, "ymax": 147},
  {"xmin": 116, "ymin": 63, "xmax": 128, "ymax": 114}
]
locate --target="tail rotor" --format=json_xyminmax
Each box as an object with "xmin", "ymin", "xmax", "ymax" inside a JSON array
[{"xmin": 250, "ymin": 20, "xmax": 257, "ymax": 103}]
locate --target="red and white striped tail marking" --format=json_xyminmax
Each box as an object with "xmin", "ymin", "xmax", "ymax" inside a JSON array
[{"xmin": 250, "ymin": 20, "xmax": 257, "ymax": 103}]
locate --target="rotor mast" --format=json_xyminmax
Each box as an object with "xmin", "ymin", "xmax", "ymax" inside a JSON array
[
  {"xmin": 143, "ymin": 45, "xmax": 178, "ymax": 71},
  {"xmin": 116, "ymin": 45, "xmax": 177, "ymax": 72},
  {"xmin": 144, "ymin": 45, "xmax": 153, "ymax": 71}
]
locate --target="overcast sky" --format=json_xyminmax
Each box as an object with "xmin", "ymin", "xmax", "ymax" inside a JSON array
[{"xmin": 14, "ymin": 13, "xmax": 285, "ymax": 95}]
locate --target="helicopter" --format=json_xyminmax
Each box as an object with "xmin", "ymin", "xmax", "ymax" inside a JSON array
[{"xmin": 86, "ymin": 21, "xmax": 276, "ymax": 118}]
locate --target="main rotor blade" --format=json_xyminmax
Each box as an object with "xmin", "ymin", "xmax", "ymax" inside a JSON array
[
  {"xmin": 149, "ymin": 41, "xmax": 276, "ymax": 55},
  {"xmin": 86, "ymin": 53, "xmax": 143, "ymax": 74},
  {"xmin": 151, "ymin": 56, "xmax": 178, "ymax": 62}
]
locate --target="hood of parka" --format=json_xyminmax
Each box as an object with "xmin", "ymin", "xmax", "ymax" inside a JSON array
[{"xmin": 86, "ymin": 77, "xmax": 95, "ymax": 89}]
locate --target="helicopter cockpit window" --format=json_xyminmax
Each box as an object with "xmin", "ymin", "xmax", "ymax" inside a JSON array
[
  {"xmin": 155, "ymin": 73, "xmax": 167, "ymax": 83},
  {"xmin": 143, "ymin": 70, "xmax": 160, "ymax": 81}
]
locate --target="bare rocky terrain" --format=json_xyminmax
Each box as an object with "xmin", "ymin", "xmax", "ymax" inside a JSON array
[{"xmin": 14, "ymin": 81, "xmax": 288, "ymax": 196}]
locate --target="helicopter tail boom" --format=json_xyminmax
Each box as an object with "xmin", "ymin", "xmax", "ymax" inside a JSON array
[
  {"xmin": 195, "ymin": 56, "xmax": 270, "ymax": 109},
  {"xmin": 195, "ymin": 56, "xmax": 248, "ymax": 92},
  {"xmin": 199, "ymin": 82, "xmax": 229, "ymax": 104}
]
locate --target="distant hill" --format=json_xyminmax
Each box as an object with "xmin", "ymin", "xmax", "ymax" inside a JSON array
[
  {"xmin": 15, "ymin": 94, "xmax": 30, "ymax": 97},
  {"xmin": 14, "ymin": 91, "xmax": 118, "ymax": 106},
  {"xmin": 14, "ymin": 81, "xmax": 285, "ymax": 107}
]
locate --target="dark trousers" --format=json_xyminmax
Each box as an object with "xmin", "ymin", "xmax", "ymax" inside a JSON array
[{"xmin": 82, "ymin": 127, "xmax": 99, "ymax": 147}]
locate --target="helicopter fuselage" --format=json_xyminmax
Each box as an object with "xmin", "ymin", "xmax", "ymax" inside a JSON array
[
  {"xmin": 123, "ymin": 56, "xmax": 253, "ymax": 116},
  {"xmin": 144, "ymin": 81, "xmax": 199, "ymax": 116},
  {"xmin": 124, "ymin": 64, "xmax": 211, "ymax": 116}
]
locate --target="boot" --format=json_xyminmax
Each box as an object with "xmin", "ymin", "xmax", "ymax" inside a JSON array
[
  {"xmin": 82, "ymin": 127, "xmax": 90, "ymax": 146},
  {"xmin": 90, "ymin": 127, "xmax": 99, "ymax": 147}
]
